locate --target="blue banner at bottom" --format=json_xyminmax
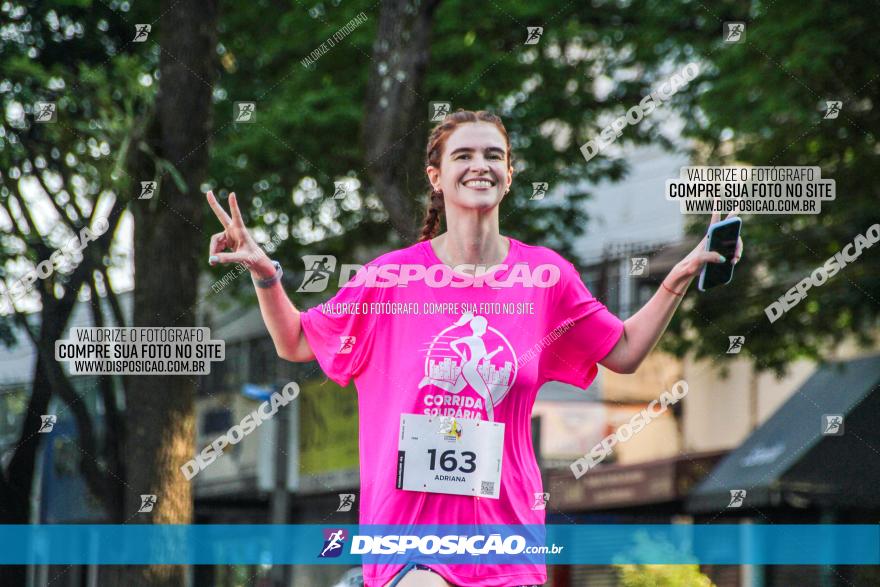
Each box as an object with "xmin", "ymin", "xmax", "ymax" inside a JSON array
[{"xmin": 0, "ymin": 524, "xmax": 877, "ymax": 565}]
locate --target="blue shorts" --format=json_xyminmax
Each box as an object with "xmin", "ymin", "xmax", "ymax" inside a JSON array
[{"xmin": 386, "ymin": 562, "xmax": 542, "ymax": 587}]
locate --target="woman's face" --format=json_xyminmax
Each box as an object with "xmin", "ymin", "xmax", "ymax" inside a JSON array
[{"xmin": 427, "ymin": 122, "xmax": 513, "ymax": 212}]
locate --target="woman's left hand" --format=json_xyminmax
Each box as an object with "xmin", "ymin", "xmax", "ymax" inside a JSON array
[
  {"xmin": 672, "ymin": 209, "xmax": 744, "ymax": 280},
  {"xmin": 602, "ymin": 210, "xmax": 745, "ymax": 374}
]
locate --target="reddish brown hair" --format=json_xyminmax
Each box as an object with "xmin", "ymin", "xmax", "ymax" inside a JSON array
[{"xmin": 417, "ymin": 109, "xmax": 513, "ymax": 242}]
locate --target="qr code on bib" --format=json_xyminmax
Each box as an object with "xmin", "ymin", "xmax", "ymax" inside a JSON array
[{"xmin": 480, "ymin": 481, "xmax": 495, "ymax": 496}]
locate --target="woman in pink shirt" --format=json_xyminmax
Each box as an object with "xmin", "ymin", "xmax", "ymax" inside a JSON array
[{"xmin": 206, "ymin": 109, "xmax": 743, "ymax": 587}]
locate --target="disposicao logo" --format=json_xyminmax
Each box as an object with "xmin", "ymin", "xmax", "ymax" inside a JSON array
[{"xmin": 319, "ymin": 528, "xmax": 347, "ymax": 558}]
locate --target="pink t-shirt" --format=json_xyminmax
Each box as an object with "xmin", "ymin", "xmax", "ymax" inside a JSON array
[{"xmin": 299, "ymin": 237, "xmax": 624, "ymax": 587}]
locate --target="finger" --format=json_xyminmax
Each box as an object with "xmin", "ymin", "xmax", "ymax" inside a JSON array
[
  {"xmin": 733, "ymin": 236, "xmax": 743, "ymax": 265},
  {"xmin": 710, "ymin": 209, "xmax": 721, "ymax": 227},
  {"xmin": 206, "ymin": 190, "xmax": 232, "ymax": 228},
  {"xmin": 229, "ymin": 192, "xmax": 245, "ymax": 227},
  {"xmin": 210, "ymin": 251, "xmax": 250, "ymax": 266},
  {"xmin": 725, "ymin": 201, "xmax": 740, "ymax": 220},
  {"xmin": 699, "ymin": 250, "xmax": 727, "ymax": 264},
  {"xmin": 209, "ymin": 232, "xmax": 228, "ymax": 257}
]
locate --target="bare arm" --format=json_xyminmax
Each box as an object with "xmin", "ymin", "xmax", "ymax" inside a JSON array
[
  {"xmin": 599, "ymin": 267, "xmax": 692, "ymax": 374},
  {"xmin": 206, "ymin": 190, "xmax": 314, "ymax": 362},
  {"xmin": 252, "ymin": 263, "xmax": 315, "ymax": 362},
  {"xmin": 485, "ymin": 345, "xmax": 504, "ymax": 361},
  {"xmin": 449, "ymin": 339, "xmax": 463, "ymax": 360},
  {"xmin": 600, "ymin": 209, "xmax": 744, "ymax": 374}
]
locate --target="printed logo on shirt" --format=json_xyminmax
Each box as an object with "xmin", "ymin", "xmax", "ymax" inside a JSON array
[
  {"xmin": 417, "ymin": 312, "xmax": 517, "ymax": 422},
  {"xmin": 318, "ymin": 528, "xmax": 347, "ymax": 558}
]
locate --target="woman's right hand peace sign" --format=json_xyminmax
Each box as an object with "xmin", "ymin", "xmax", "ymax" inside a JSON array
[{"xmin": 206, "ymin": 190, "xmax": 275, "ymax": 279}]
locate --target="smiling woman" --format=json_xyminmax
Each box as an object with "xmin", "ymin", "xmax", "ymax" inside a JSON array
[
  {"xmin": 205, "ymin": 108, "xmax": 743, "ymax": 587},
  {"xmin": 419, "ymin": 111, "xmax": 514, "ymax": 245}
]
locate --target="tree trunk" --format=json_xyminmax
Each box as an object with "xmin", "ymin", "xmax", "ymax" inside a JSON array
[
  {"xmin": 363, "ymin": 0, "xmax": 443, "ymax": 243},
  {"xmin": 0, "ymin": 346, "xmax": 54, "ymax": 587},
  {"xmin": 109, "ymin": 1, "xmax": 217, "ymax": 585}
]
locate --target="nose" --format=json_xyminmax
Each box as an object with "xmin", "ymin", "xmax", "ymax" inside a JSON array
[{"xmin": 469, "ymin": 155, "xmax": 491, "ymax": 173}]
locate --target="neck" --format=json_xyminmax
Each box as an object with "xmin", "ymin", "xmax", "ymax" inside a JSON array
[{"xmin": 431, "ymin": 208, "xmax": 508, "ymax": 267}]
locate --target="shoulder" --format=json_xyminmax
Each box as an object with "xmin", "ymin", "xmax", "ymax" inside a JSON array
[
  {"xmin": 510, "ymin": 239, "xmax": 590, "ymax": 301},
  {"xmin": 511, "ymin": 238, "xmax": 578, "ymax": 273},
  {"xmin": 361, "ymin": 241, "xmax": 427, "ymax": 267}
]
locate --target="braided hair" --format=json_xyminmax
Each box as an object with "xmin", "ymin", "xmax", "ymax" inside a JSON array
[{"xmin": 417, "ymin": 109, "xmax": 513, "ymax": 242}]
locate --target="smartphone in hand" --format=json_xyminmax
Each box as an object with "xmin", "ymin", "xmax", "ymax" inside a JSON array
[{"xmin": 697, "ymin": 217, "xmax": 742, "ymax": 291}]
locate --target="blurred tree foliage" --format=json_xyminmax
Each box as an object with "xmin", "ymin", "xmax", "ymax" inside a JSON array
[
  {"xmin": 618, "ymin": 564, "xmax": 715, "ymax": 587},
  {"xmin": 0, "ymin": 0, "xmax": 156, "ymax": 529},
  {"xmin": 617, "ymin": 0, "xmax": 880, "ymax": 375},
  {"xmin": 613, "ymin": 531, "xmax": 715, "ymax": 586},
  {"xmin": 0, "ymin": 3, "xmax": 157, "ymax": 583},
  {"xmin": 205, "ymin": 0, "xmax": 665, "ymax": 309}
]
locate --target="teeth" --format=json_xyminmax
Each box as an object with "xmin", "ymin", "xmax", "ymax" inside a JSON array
[{"xmin": 464, "ymin": 180, "xmax": 493, "ymax": 187}]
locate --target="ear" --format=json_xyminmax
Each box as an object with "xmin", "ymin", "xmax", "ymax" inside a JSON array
[{"xmin": 426, "ymin": 165, "xmax": 440, "ymax": 191}]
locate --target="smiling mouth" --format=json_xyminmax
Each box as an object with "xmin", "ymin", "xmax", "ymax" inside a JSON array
[{"xmin": 462, "ymin": 179, "xmax": 496, "ymax": 189}]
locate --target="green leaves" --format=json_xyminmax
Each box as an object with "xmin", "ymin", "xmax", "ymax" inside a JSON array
[{"xmin": 624, "ymin": 0, "xmax": 880, "ymax": 374}]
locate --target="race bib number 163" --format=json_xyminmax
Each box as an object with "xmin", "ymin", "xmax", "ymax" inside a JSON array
[{"xmin": 397, "ymin": 413, "xmax": 504, "ymax": 499}]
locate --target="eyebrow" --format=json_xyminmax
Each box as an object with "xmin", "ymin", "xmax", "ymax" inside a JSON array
[{"xmin": 449, "ymin": 146, "xmax": 506, "ymax": 157}]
